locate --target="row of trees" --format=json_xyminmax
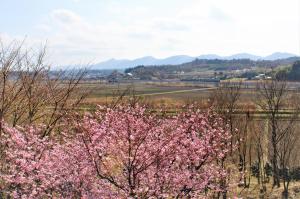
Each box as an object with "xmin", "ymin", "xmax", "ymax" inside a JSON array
[
  {"xmin": 209, "ymin": 78, "xmax": 300, "ymax": 198},
  {"xmin": 276, "ymin": 61, "xmax": 300, "ymax": 81}
]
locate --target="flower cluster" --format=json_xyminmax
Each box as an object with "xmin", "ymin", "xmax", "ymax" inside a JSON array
[{"xmin": 1, "ymin": 105, "xmax": 232, "ymax": 198}]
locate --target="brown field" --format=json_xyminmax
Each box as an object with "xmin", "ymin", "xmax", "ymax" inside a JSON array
[{"xmin": 78, "ymin": 80, "xmax": 259, "ymax": 110}]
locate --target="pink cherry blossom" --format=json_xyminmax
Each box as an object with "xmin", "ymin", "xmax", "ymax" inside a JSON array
[{"xmin": 1, "ymin": 105, "xmax": 233, "ymax": 198}]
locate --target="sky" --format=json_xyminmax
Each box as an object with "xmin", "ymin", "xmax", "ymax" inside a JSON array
[{"xmin": 0, "ymin": 0, "xmax": 299, "ymax": 65}]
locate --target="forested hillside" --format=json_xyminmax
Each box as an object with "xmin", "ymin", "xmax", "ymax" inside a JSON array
[{"xmin": 125, "ymin": 57, "xmax": 300, "ymax": 80}]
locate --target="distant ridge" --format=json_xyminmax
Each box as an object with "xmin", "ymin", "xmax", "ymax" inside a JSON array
[
  {"xmin": 91, "ymin": 52, "xmax": 298, "ymax": 70},
  {"xmin": 197, "ymin": 54, "xmax": 222, "ymax": 60},
  {"xmin": 264, "ymin": 52, "xmax": 298, "ymax": 60},
  {"xmin": 225, "ymin": 53, "xmax": 262, "ymax": 60}
]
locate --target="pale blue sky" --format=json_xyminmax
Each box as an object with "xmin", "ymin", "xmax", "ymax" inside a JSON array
[{"xmin": 1, "ymin": 0, "xmax": 299, "ymax": 65}]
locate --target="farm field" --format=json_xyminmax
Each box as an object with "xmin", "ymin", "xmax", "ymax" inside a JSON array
[
  {"xmin": 79, "ymin": 80, "xmax": 260, "ymax": 108},
  {"xmin": 80, "ymin": 81, "xmax": 217, "ymax": 107}
]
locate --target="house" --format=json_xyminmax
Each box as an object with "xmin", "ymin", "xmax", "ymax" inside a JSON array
[{"xmin": 253, "ymin": 74, "xmax": 272, "ymax": 80}]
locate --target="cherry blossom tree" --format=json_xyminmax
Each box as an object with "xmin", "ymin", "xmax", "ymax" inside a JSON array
[
  {"xmin": 0, "ymin": 123, "xmax": 115, "ymax": 198},
  {"xmin": 1, "ymin": 105, "xmax": 233, "ymax": 198}
]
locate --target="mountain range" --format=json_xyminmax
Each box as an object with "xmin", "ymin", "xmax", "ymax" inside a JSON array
[{"xmin": 90, "ymin": 52, "xmax": 299, "ymax": 70}]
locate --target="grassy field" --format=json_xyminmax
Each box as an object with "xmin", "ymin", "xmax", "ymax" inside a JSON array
[
  {"xmin": 79, "ymin": 81, "xmax": 217, "ymax": 108},
  {"xmin": 234, "ymin": 179, "xmax": 300, "ymax": 199},
  {"xmin": 77, "ymin": 80, "xmax": 261, "ymax": 110}
]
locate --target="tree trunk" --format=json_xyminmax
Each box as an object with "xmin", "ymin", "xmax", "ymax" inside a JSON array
[{"xmin": 271, "ymin": 120, "xmax": 280, "ymax": 188}]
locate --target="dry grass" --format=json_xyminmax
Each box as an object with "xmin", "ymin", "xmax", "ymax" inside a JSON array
[
  {"xmin": 78, "ymin": 81, "xmax": 259, "ymax": 109},
  {"xmin": 233, "ymin": 180, "xmax": 300, "ymax": 199}
]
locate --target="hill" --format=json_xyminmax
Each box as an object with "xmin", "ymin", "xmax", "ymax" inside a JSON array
[
  {"xmin": 125, "ymin": 57, "xmax": 300, "ymax": 80},
  {"xmin": 91, "ymin": 52, "xmax": 299, "ymax": 70}
]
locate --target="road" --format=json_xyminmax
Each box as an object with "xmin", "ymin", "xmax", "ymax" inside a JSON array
[{"xmin": 134, "ymin": 87, "xmax": 216, "ymax": 97}]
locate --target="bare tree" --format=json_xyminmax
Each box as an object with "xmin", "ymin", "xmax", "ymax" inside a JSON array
[
  {"xmin": 0, "ymin": 40, "xmax": 25, "ymax": 130},
  {"xmin": 278, "ymin": 123, "xmax": 298, "ymax": 198},
  {"xmin": 252, "ymin": 120, "xmax": 269, "ymax": 197},
  {"xmin": 0, "ymin": 39, "xmax": 88, "ymax": 136},
  {"xmin": 277, "ymin": 94, "xmax": 300, "ymax": 198},
  {"xmin": 256, "ymin": 78, "xmax": 299, "ymax": 188},
  {"xmin": 235, "ymin": 107, "xmax": 255, "ymax": 188},
  {"xmin": 209, "ymin": 81, "xmax": 243, "ymax": 199},
  {"xmin": 209, "ymin": 81, "xmax": 242, "ymax": 152}
]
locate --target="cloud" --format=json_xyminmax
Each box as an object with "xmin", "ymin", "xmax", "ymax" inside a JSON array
[
  {"xmin": 2, "ymin": 0, "xmax": 298, "ymax": 65},
  {"xmin": 51, "ymin": 9, "xmax": 82, "ymax": 25},
  {"xmin": 35, "ymin": 24, "xmax": 52, "ymax": 32},
  {"xmin": 36, "ymin": 9, "xmax": 194, "ymax": 64},
  {"xmin": 209, "ymin": 6, "xmax": 232, "ymax": 22},
  {"xmin": 5, "ymin": 2, "xmax": 237, "ymax": 65},
  {"xmin": 152, "ymin": 18, "xmax": 190, "ymax": 32}
]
